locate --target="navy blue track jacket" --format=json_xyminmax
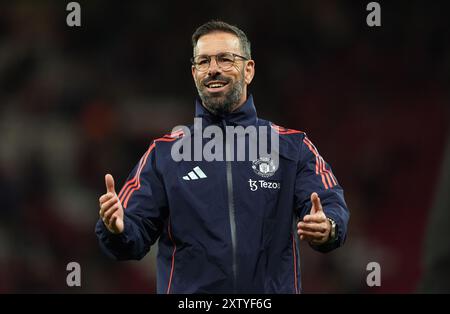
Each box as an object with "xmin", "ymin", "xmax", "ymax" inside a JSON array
[{"xmin": 96, "ymin": 95, "xmax": 350, "ymax": 294}]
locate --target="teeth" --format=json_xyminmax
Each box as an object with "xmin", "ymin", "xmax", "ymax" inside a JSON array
[{"xmin": 209, "ymin": 83, "xmax": 225, "ymax": 88}]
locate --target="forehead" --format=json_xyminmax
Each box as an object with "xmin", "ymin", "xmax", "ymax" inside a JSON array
[{"xmin": 195, "ymin": 32, "xmax": 241, "ymax": 56}]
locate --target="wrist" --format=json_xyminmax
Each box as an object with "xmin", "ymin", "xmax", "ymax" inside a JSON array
[{"xmin": 326, "ymin": 217, "xmax": 337, "ymax": 243}]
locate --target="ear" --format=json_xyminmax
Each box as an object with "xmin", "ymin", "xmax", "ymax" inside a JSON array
[
  {"xmin": 191, "ymin": 65, "xmax": 196, "ymax": 81},
  {"xmin": 244, "ymin": 60, "xmax": 255, "ymax": 85}
]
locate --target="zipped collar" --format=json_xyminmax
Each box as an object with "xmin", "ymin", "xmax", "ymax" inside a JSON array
[{"xmin": 195, "ymin": 94, "xmax": 258, "ymax": 127}]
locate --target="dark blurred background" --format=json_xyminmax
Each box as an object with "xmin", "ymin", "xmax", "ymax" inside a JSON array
[{"xmin": 0, "ymin": 0, "xmax": 448, "ymax": 293}]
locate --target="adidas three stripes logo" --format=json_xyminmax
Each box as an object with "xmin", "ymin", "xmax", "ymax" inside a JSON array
[{"xmin": 182, "ymin": 166, "xmax": 207, "ymax": 180}]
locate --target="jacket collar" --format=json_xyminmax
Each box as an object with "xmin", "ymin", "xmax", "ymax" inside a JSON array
[{"xmin": 194, "ymin": 94, "xmax": 258, "ymax": 127}]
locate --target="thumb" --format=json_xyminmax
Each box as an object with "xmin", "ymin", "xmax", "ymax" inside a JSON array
[
  {"xmin": 105, "ymin": 174, "xmax": 116, "ymax": 194},
  {"xmin": 310, "ymin": 192, "xmax": 323, "ymax": 214}
]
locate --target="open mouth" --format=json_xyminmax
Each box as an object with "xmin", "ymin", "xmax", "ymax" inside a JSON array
[{"xmin": 204, "ymin": 81, "xmax": 229, "ymax": 92}]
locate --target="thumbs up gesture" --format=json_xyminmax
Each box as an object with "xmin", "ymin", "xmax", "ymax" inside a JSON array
[
  {"xmin": 98, "ymin": 174, "xmax": 124, "ymax": 234},
  {"xmin": 297, "ymin": 192, "xmax": 331, "ymax": 245}
]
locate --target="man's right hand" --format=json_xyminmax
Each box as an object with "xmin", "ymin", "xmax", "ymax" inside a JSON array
[{"xmin": 99, "ymin": 174, "xmax": 124, "ymax": 234}]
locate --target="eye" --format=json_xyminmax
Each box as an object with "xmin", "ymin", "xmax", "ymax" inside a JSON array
[
  {"xmin": 195, "ymin": 57, "xmax": 209, "ymax": 65},
  {"xmin": 218, "ymin": 54, "xmax": 233, "ymax": 63}
]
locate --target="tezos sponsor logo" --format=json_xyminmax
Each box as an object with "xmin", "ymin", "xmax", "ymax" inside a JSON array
[{"xmin": 248, "ymin": 179, "xmax": 281, "ymax": 192}]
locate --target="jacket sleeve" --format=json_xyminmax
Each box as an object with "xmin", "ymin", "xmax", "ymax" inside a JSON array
[
  {"xmin": 294, "ymin": 134, "xmax": 350, "ymax": 253},
  {"xmin": 95, "ymin": 142, "xmax": 168, "ymax": 260}
]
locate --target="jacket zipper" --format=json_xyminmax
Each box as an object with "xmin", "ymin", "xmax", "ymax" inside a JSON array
[{"xmin": 223, "ymin": 120, "xmax": 237, "ymax": 293}]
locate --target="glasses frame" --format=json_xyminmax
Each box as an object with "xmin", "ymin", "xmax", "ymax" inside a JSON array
[{"xmin": 191, "ymin": 52, "xmax": 249, "ymax": 71}]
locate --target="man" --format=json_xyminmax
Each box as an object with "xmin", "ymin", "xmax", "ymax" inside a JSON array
[{"xmin": 96, "ymin": 20, "xmax": 350, "ymax": 293}]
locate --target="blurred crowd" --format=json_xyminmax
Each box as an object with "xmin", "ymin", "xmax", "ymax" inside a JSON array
[{"xmin": 0, "ymin": 1, "xmax": 448, "ymax": 293}]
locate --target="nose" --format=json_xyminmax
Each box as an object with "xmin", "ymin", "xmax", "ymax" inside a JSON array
[{"xmin": 207, "ymin": 56, "xmax": 221, "ymax": 76}]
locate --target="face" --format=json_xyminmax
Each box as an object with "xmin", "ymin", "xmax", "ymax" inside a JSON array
[{"xmin": 192, "ymin": 32, "xmax": 255, "ymax": 115}]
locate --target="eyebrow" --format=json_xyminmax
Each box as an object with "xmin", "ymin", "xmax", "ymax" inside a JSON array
[{"xmin": 194, "ymin": 52, "xmax": 236, "ymax": 57}]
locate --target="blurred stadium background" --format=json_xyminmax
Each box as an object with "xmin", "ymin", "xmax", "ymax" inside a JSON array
[{"xmin": 0, "ymin": 1, "xmax": 448, "ymax": 293}]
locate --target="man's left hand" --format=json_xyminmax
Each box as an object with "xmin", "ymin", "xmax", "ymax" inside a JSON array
[{"xmin": 297, "ymin": 192, "xmax": 331, "ymax": 245}]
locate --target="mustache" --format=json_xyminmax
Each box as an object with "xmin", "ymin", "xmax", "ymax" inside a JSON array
[{"xmin": 202, "ymin": 75, "xmax": 231, "ymax": 86}]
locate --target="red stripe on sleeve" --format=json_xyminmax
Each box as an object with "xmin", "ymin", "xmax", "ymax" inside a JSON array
[
  {"xmin": 121, "ymin": 143, "xmax": 155, "ymax": 207},
  {"xmin": 292, "ymin": 234, "xmax": 299, "ymax": 294},
  {"xmin": 303, "ymin": 138, "xmax": 336, "ymax": 190},
  {"xmin": 166, "ymin": 216, "xmax": 176, "ymax": 294}
]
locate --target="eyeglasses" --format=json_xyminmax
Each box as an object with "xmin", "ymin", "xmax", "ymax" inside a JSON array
[{"xmin": 191, "ymin": 52, "xmax": 249, "ymax": 72}]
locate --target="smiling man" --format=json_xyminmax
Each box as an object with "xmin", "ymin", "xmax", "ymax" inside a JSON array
[
  {"xmin": 96, "ymin": 20, "xmax": 350, "ymax": 294},
  {"xmin": 191, "ymin": 27, "xmax": 254, "ymax": 116}
]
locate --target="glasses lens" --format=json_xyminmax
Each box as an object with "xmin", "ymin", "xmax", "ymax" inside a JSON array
[
  {"xmin": 217, "ymin": 53, "xmax": 235, "ymax": 70},
  {"xmin": 194, "ymin": 56, "xmax": 209, "ymax": 71}
]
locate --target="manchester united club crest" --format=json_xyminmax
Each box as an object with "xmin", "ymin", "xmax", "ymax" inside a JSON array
[{"xmin": 252, "ymin": 157, "xmax": 278, "ymax": 178}]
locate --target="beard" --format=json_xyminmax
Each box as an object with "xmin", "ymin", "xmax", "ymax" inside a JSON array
[{"xmin": 196, "ymin": 73, "xmax": 245, "ymax": 116}]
